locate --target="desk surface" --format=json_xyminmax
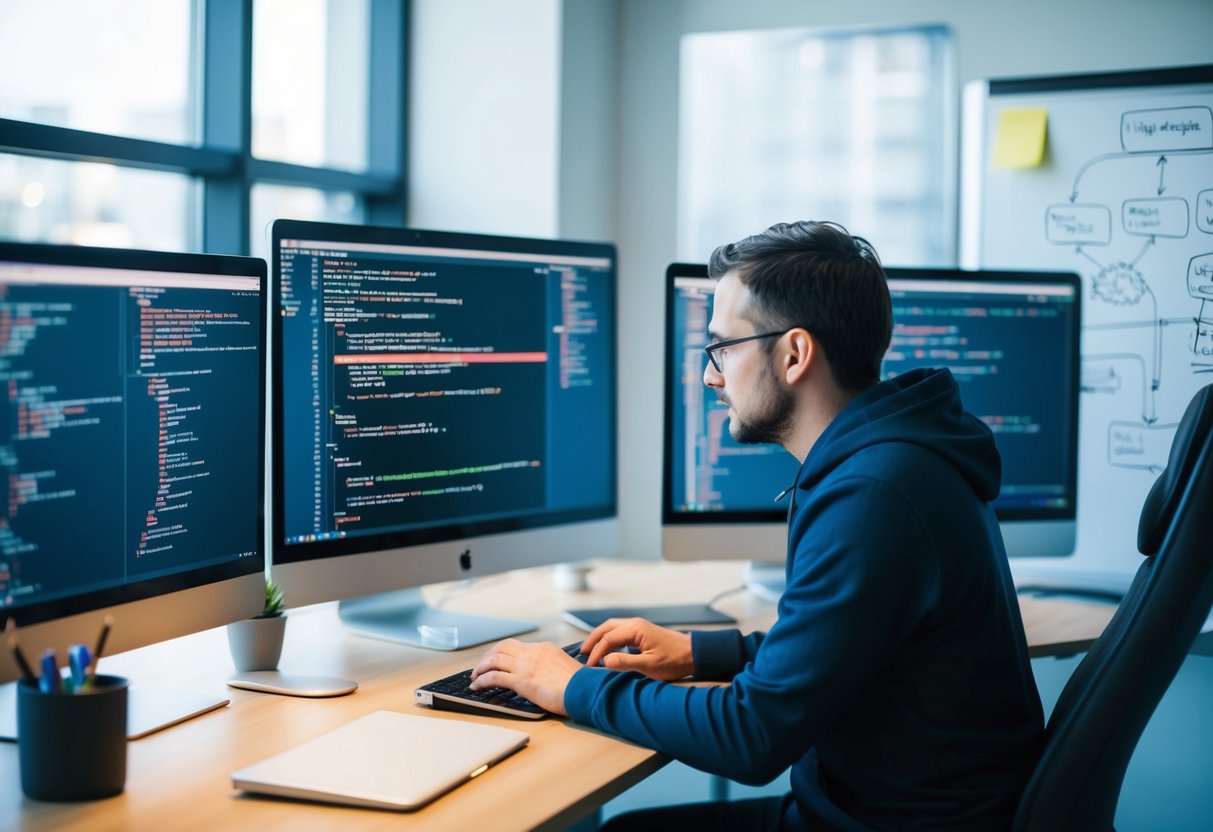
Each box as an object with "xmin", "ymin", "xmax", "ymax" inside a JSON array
[{"xmin": 0, "ymin": 559, "xmax": 1115, "ymax": 831}]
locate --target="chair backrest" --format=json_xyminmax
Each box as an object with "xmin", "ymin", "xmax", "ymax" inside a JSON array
[{"xmin": 1013, "ymin": 383, "xmax": 1213, "ymax": 831}]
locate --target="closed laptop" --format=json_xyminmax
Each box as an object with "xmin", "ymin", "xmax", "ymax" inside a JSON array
[{"xmin": 231, "ymin": 710, "xmax": 529, "ymax": 811}]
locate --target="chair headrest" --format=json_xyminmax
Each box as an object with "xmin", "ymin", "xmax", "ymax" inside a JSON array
[{"xmin": 1138, "ymin": 384, "xmax": 1213, "ymax": 556}]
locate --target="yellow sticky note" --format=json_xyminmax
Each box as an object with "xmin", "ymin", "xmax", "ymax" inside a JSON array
[{"xmin": 992, "ymin": 108, "xmax": 1048, "ymax": 170}]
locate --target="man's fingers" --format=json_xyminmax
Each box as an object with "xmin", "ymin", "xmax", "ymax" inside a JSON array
[
  {"xmin": 468, "ymin": 669, "xmax": 507, "ymax": 691},
  {"xmin": 470, "ymin": 648, "xmax": 516, "ymax": 682},
  {"xmin": 586, "ymin": 625, "xmax": 642, "ymax": 667},
  {"xmin": 600, "ymin": 651, "xmax": 647, "ymax": 672},
  {"xmin": 581, "ymin": 618, "xmax": 627, "ymax": 655}
]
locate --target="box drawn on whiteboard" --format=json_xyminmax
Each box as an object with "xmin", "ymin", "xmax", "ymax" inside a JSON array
[
  {"xmin": 1197, "ymin": 190, "xmax": 1213, "ymax": 235},
  {"xmin": 1107, "ymin": 421, "xmax": 1177, "ymax": 473},
  {"xmin": 1045, "ymin": 204, "xmax": 1112, "ymax": 245},
  {"xmin": 1120, "ymin": 107, "xmax": 1213, "ymax": 153},
  {"xmin": 1122, "ymin": 197, "xmax": 1189, "ymax": 238}
]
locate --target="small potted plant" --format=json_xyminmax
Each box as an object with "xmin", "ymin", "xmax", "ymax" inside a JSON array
[{"xmin": 226, "ymin": 577, "xmax": 287, "ymax": 672}]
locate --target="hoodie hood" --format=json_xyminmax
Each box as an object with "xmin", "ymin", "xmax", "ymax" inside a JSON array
[{"xmin": 795, "ymin": 367, "xmax": 1001, "ymax": 502}]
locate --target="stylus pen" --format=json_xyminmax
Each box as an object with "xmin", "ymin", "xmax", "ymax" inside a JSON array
[
  {"xmin": 5, "ymin": 618, "xmax": 37, "ymax": 685},
  {"xmin": 90, "ymin": 615, "xmax": 113, "ymax": 682}
]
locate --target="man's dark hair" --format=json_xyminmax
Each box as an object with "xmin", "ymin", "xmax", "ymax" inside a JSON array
[{"xmin": 707, "ymin": 220, "xmax": 892, "ymax": 392}]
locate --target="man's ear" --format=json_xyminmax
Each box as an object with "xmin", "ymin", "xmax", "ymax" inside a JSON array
[{"xmin": 781, "ymin": 328, "xmax": 815, "ymax": 385}]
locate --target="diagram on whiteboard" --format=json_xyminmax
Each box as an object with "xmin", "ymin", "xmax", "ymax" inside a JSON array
[
  {"xmin": 965, "ymin": 73, "xmax": 1213, "ymax": 575},
  {"xmin": 1041, "ymin": 106, "xmax": 1212, "ymax": 473}
]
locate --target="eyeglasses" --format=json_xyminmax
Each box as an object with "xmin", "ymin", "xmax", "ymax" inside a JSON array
[{"xmin": 704, "ymin": 329, "xmax": 790, "ymax": 373}]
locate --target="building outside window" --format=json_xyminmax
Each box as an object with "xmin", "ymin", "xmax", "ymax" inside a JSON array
[{"xmin": 679, "ymin": 24, "xmax": 955, "ymax": 266}]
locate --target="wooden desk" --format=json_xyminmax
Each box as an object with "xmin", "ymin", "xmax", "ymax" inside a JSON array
[
  {"xmin": 1017, "ymin": 592, "xmax": 1117, "ymax": 658},
  {"xmin": 0, "ymin": 559, "xmax": 1115, "ymax": 831}
]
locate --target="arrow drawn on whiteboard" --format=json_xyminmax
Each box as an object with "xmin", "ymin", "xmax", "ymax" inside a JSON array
[
  {"xmin": 1129, "ymin": 236, "xmax": 1155, "ymax": 268},
  {"xmin": 1070, "ymin": 153, "xmax": 1125, "ymax": 201},
  {"xmin": 1197, "ymin": 299, "xmax": 1211, "ymax": 358},
  {"xmin": 1075, "ymin": 245, "xmax": 1105, "ymax": 270},
  {"xmin": 1156, "ymin": 155, "xmax": 1168, "ymax": 195},
  {"xmin": 1084, "ymin": 352, "xmax": 1158, "ymax": 424},
  {"xmin": 1082, "ymin": 364, "xmax": 1121, "ymax": 394},
  {"xmin": 1069, "ymin": 148, "xmax": 1211, "ymax": 202},
  {"xmin": 1144, "ymin": 283, "xmax": 1163, "ymax": 414}
]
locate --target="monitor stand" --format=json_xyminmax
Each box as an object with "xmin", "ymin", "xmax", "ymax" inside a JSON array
[
  {"xmin": 338, "ymin": 587, "xmax": 537, "ymax": 651},
  {"xmin": 743, "ymin": 561, "xmax": 786, "ymax": 604},
  {"xmin": 0, "ymin": 681, "xmax": 227, "ymax": 741}
]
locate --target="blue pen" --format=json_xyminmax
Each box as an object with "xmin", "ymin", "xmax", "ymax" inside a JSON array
[
  {"xmin": 39, "ymin": 649, "xmax": 60, "ymax": 694},
  {"xmin": 68, "ymin": 644, "xmax": 92, "ymax": 693}
]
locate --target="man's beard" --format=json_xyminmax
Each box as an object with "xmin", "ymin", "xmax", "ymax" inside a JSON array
[{"xmin": 723, "ymin": 361, "xmax": 794, "ymax": 446}]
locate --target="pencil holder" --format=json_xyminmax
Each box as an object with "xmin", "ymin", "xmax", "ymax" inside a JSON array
[{"xmin": 17, "ymin": 674, "xmax": 129, "ymax": 801}]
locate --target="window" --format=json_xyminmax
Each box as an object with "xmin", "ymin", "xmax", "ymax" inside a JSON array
[
  {"xmin": 678, "ymin": 25, "xmax": 954, "ymax": 267},
  {"xmin": 252, "ymin": 0, "xmax": 370, "ymax": 171},
  {"xmin": 0, "ymin": 0, "xmax": 405, "ymax": 255},
  {"xmin": 0, "ymin": 153, "xmax": 195, "ymax": 251},
  {"xmin": 249, "ymin": 184, "xmax": 362, "ymax": 262},
  {"xmin": 0, "ymin": 0, "xmax": 195, "ymax": 144}
]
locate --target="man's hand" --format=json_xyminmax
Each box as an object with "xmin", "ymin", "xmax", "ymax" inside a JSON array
[
  {"xmin": 468, "ymin": 639, "xmax": 583, "ymax": 716},
  {"xmin": 581, "ymin": 618, "xmax": 694, "ymax": 681}
]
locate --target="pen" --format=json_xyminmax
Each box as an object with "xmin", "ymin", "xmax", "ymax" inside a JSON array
[
  {"xmin": 39, "ymin": 649, "xmax": 60, "ymax": 694},
  {"xmin": 68, "ymin": 644, "xmax": 92, "ymax": 693},
  {"xmin": 91, "ymin": 614, "xmax": 113, "ymax": 683},
  {"xmin": 5, "ymin": 618, "xmax": 37, "ymax": 685}
]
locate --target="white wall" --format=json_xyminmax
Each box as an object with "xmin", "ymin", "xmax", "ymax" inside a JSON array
[
  {"xmin": 409, "ymin": 0, "xmax": 618, "ymax": 242},
  {"xmin": 408, "ymin": 0, "xmax": 562, "ymax": 237},
  {"xmin": 613, "ymin": 0, "xmax": 1213, "ymax": 560},
  {"xmin": 557, "ymin": 0, "xmax": 618, "ymax": 242}
]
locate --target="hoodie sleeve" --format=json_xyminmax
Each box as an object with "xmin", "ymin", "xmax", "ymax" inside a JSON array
[
  {"xmin": 563, "ymin": 475, "xmax": 939, "ymax": 785},
  {"xmin": 690, "ymin": 629, "xmax": 765, "ymax": 680}
]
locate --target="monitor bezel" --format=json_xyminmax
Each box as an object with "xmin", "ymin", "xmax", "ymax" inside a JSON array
[
  {"xmin": 269, "ymin": 219, "xmax": 618, "ymax": 570},
  {"xmin": 0, "ymin": 240, "xmax": 268, "ymax": 630},
  {"xmin": 661, "ymin": 263, "xmax": 1082, "ymax": 528}
]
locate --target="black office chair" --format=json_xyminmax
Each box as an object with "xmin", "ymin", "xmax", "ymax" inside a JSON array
[{"xmin": 1013, "ymin": 383, "xmax": 1213, "ymax": 831}]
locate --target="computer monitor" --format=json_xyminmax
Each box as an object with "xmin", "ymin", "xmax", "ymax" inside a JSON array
[
  {"xmin": 0, "ymin": 241, "xmax": 266, "ymax": 733},
  {"xmin": 661, "ymin": 265, "xmax": 799, "ymax": 599},
  {"xmin": 662, "ymin": 264, "xmax": 1081, "ymax": 597},
  {"xmin": 883, "ymin": 268, "xmax": 1081, "ymax": 555},
  {"xmin": 270, "ymin": 220, "xmax": 617, "ymax": 650}
]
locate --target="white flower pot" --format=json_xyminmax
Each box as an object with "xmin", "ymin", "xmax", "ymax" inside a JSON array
[{"xmin": 226, "ymin": 615, "xmax": 287, "ymax": 672}]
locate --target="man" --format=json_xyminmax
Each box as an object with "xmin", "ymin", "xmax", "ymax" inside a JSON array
[{"xmin": 470, "ymin": 221, "xmax": 1044, "ymax": 830}]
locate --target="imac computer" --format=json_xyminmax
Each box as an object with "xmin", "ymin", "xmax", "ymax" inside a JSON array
[
  {"xmin": 0, "ymin": 241, "xmax": 266, "ymax": 736},
  {"xmin": 662, "ymin": 264, "xmax": 1080, "ymax": 599},
  {"xmin": 271, "ymin": 220, "xmax": 617, "ymax": 650}
]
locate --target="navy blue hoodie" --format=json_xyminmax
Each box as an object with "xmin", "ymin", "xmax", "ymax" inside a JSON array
[{"xmin": 565, "ymin": 368, "xmax": 1044, "ymax": 830}]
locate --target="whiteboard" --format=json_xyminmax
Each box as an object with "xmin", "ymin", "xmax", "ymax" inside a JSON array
[{"xmin": 961, "ymin": 66, "xmax": 1213, "ymax": 593}]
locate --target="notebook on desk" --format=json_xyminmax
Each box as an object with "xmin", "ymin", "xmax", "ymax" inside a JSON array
[
  {"xmin": 231, "ymin": 711, "xmax": 529, "ymax": 811},
  {"xmin": 562, "ymin": 603, "xmax": 736, "ymax": 632}
]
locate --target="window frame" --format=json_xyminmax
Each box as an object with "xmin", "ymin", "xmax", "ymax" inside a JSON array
[{"xmin": 0, "ymin": 0, "xmax": 408, "ymax": 255}]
